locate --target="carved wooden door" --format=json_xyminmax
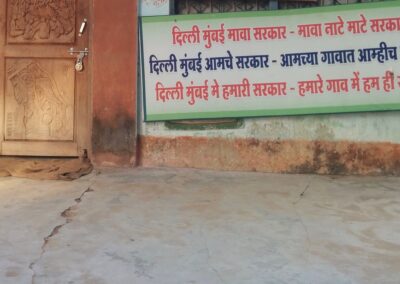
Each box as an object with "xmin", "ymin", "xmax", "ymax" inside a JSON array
[{"xmin": 0, "ymin": 0, "xmax": 90, "ymax": 156}]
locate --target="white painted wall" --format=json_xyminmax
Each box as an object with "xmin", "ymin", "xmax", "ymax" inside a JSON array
[
  {"xmin": 139, "ymin": 112, "xmax": 400, "ymax": 143},
  {"xmin": 139, "ymin": 0, "xmax": 171, "ymax": 16}
]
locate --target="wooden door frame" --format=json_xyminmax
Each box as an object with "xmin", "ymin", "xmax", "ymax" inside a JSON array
[
  {"xmin": 87, "ymin": 0, "xmax": 94, "ymax": 160},
  {"xmin": 0, "ymin": 0, "xmax": 5, "ymax": 156}
]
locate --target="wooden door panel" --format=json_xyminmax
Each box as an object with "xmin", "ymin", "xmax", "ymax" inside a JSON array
[
  {"xmin": 1, "ymin": 141, "xmax": 78, "ymax": 156},
  {"xmin": 0, "ymin": 0, "xmax": 89, "ymax": 157},
  {"xmin": 5, "ymin": 58, "xmax": 75, "ymax": 141},
  {"xmin": 7, "ymin": 0, "xmax": 76, "ymax": 44}
]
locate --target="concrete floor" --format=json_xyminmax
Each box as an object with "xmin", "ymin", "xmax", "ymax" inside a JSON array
[{"xmin": 0, "ymin": 168, "xmax": 400, "ymax": 284}]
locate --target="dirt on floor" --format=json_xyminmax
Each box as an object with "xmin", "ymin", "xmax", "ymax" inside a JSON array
[{"xmin": 0, "ymin": 157, "xmax": 93, "ymax": 180}]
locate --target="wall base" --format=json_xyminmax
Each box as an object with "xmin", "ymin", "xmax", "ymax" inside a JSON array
[
  {"xmin": 93, "ymin": 152, "xmax": 135, "ymax": 167},
  {"xmin": 138, "ymin": 135, "xmax": 400, "ymax": 176}
]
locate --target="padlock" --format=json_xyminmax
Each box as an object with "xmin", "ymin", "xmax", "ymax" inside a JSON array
[{"xmin": 75, "ymin": 60, "xmax": 84, "ymax": 72}]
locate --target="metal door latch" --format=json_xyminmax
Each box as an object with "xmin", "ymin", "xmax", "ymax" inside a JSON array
[
  {"xmin": 69, "ymin": 48, "xmax": 89, "ymax": 72},
  {"xmin": 79, "ymin": 19, "xmax": 88, "ymax": 37}
]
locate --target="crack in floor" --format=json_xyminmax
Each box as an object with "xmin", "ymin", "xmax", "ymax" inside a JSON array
[
  {"xmin": 293, "ymin": 177, "xmax": 313, "ymax": 205},
  {"xmin": 292, "ymin": 179, "xmax": 313, "ymax": 264},
  {"xmin": 29, "ymin": 186, "xmax": 94, "ymax": 284},
  {"xmin": 293, "ymin": 205, "xmax": 311, "ymax": 252},
  {"xmin": 200, "ymin": 226, "xmax": 227, "ymax": 284}
]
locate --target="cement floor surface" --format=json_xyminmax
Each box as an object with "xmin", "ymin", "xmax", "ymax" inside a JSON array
[{"xmin": 0, "ymin": 167, "xmax": 399, "ymax": 284}]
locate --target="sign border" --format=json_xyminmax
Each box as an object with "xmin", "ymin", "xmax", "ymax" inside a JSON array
[{"xmin": 140, "ymin": 1, "xmax": 400, "ymax": 122}]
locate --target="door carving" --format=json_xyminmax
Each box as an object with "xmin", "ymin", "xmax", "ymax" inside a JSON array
[
  {"xmin": 0, "ymin": 0, "xmax": 90, "ymax": 156},
  {"xmin": 5, "ymin": 59, "xmax": 75, "ymax": 141},
  {"xmin": 8, "ymin": 0, "xmax": 76, "ymax": 43}
]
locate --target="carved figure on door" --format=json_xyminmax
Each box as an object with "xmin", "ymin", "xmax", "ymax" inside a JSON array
[
  {"xmin": 7, "ymin": 61, "xmax": 73, "ymax": 140},
  {"xmin": 8, "ymin": 0, "xmax": 75, "ymax": 42}
]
